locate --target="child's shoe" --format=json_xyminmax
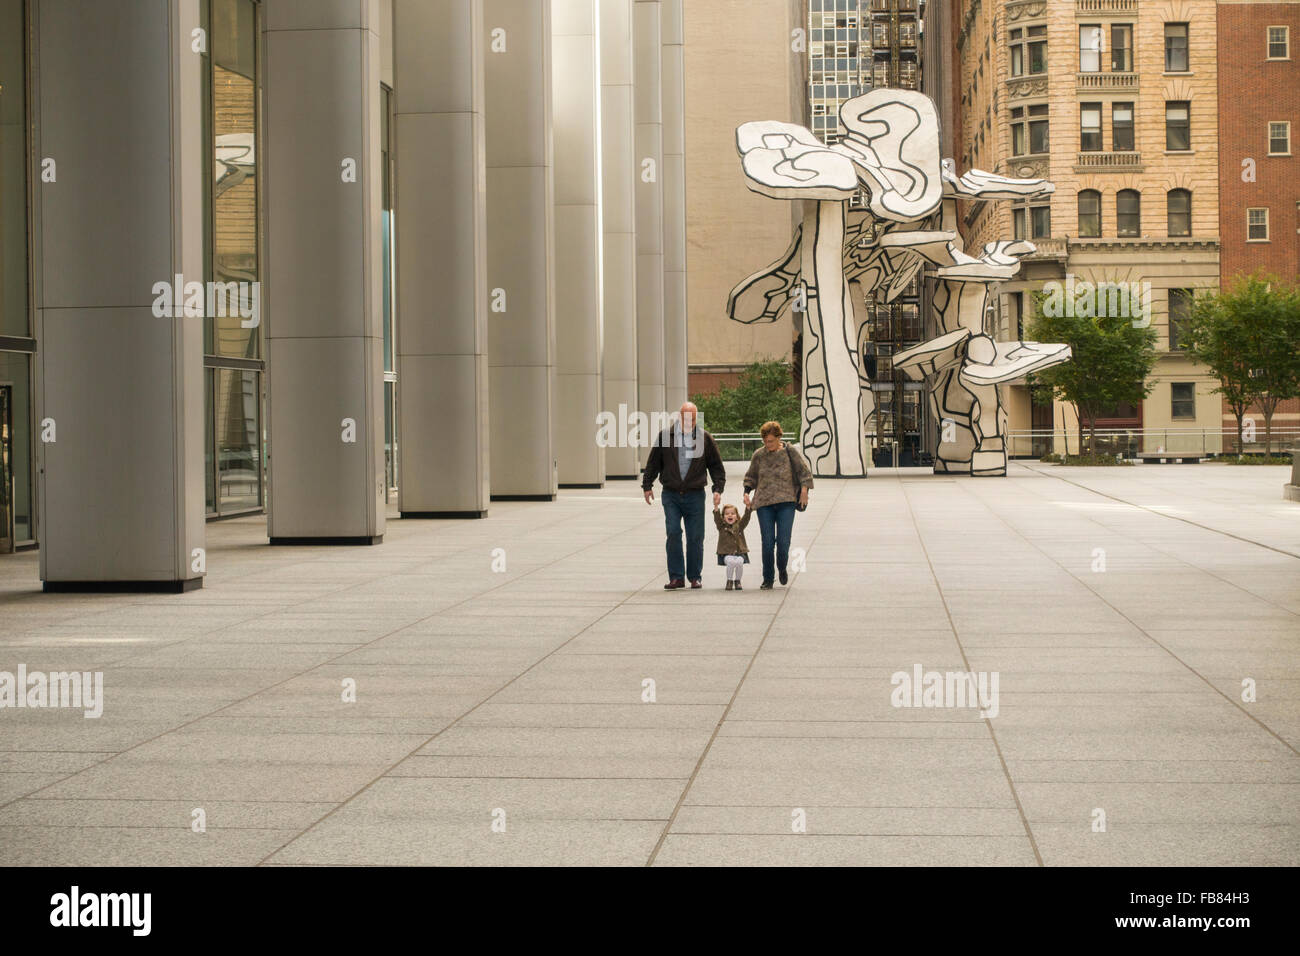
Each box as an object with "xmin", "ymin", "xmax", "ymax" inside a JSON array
[
  {"xmin": 725, "ymin": 580, "xmax": 734, "ymax": 591},
  {"xmin": 734, "ymin": 581, "xmax": 743, "ymax": 590}
]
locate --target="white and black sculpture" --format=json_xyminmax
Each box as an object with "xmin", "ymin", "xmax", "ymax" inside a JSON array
[{"xmin": 728, "ymin": 89, "xmax": 1071, "ymax": 477}]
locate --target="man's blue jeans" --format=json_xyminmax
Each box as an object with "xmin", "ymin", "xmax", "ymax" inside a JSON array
[
  {"xmin": 662, "ymin": 489, "xmax": 706, "ymax": 582},
  {"xmin": 756, "ymin": 501, "xmax": 797, "ymax": 584}
]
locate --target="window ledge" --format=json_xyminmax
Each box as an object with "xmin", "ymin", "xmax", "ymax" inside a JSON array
[
  {"xmin": 1164, "ymin": 150, "xmax": 1195, "ymax": 155},
  {"xmin": 1246, "ymin": 238, "xmax": 1271, "ymax": 244},
  {"xmin": 1267, "ymin": 152, "xmax": 1293, "ymax": 158},
  {"xmin": 1163, "ymin": 71, "xmax": 1193, "ymax": 76}
]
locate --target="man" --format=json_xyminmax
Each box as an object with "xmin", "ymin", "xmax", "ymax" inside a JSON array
[{"xmin": 643, "ymin": 402, "xmax": 726, "ymax": 590}]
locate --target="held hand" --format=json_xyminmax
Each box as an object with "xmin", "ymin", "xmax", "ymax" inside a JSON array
[
  {"xmin": 742, "ymin": 492, "xmax": 752, "ymax": 509},
  {"xmin": 644, "ymin": 488, "xmax": 654, "ymax": 505},
  {"xmin": 713, "ymin": 492, "xmax": 721, "ymax": 508},
  {"xmin": 799, "ymin": 488, "xmax": 809, "ymax": 507}
]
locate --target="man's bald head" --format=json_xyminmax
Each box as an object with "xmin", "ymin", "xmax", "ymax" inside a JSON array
[{"xmin": 680, "ymin": 402, "xmax": 697, "ymax": 431}]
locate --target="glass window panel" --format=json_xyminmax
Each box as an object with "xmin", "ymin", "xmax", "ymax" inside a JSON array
[
  {"xmin": 1078, "ymin": 190, "xmax": 1101, "ymax": 237},
  {"xmin": 1080, "ymin": 25, "xmax": 1102, "ymax": 72},
  {"xmin": 1111, "ymin": 25, "xmax": 1132, "ymax": 71},
  {"xmin": 1268, "ymin": 26, "xmax": 1288, "ymax": 59},
  {"xmin": 215, "ymin": 368, "xmax": 260, "ymax": 512},
  {"xmin": 1, "ymin": 0, "xmax": 29, "ymax": 337},
  {"xmin": 1113, "ymin": 102, "xmax": 1134, "ymax": 150},
  {"xmin": 1028, "ymin": 40, "xmax": 1047, "ymax": 74},
  {"xmin": 1117, "ymin": 190, "xmax": 1141, "ymax": 236},
  {"xmin": 204, "ymin": 367, "xmax": 215, "ymax": 513},
  {"xmin": 211, "ymin": 0, "xmax": 259, "ymax": 360},
  {"xmin": 0, "ymin": 350, "xmax": 32, "ymax": 544},
  {"xmin": 1080, "ymin": 103, "xmax": 1102, "ymax": 151},
  {"xmin": 1165, "ymin": 23, "xmax": 1189, "ymax": 71},
  {"xmin": 1247, "ymin": 207, "xmax": 1268, "ymax": 239},
  {"xmin": 1167, "ymin": 189, "xmax": 1191, "ymax": 236},
  {"xmin": 1031, "ymin": 205, "xmax": 1051, "ymax": 238},
  {"xmin": 1269, "ymin": 122, "xmax": 1290, "ymax": 154},
  {"xmin": 1168, "ymin": 290, "xmax": 1193, "ymax": 349},
  {"xmin": 1166, "ymin": 101, "xmax": 1190, "ymax": 150},
  {"xmin": 1170, "ymin": 382, "xmax": 1195, "ymax": 419},
  {"xmin": 1029, "ymin": 118, "xmax": 1049, "ymax": 153}
]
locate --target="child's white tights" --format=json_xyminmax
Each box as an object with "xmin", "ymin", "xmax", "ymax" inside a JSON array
[{"xmin": 725, "ymin": 555, "xmax": 745, "ymax": 582}]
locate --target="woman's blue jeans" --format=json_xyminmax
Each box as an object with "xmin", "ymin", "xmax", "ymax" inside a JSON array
[{"xmin": 756, "ymin": 501, "xmax": 797, "ymax": 584}]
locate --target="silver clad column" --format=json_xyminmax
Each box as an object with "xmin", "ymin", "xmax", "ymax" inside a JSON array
[
  {"xmin": 660, "ymin": 0, "xmax": 687, "ymax": 412},
  {"xmin": 599, "ymin": 0, "xmax": 639, "ymax": 479},
  {"xmin": 633, "ymin": 0, "xmax": 664, "ymax": 458},
  {"xmin": 485, "ymin": 0, "xmax": 558, "ymax": 499},
  {"xmin": 32, "ymin": 0, "xmax": 206, "ymax": 589},
  {"xmin": 552, "ymin": 0, "xmax": 605, "ymax": 487},
  {"xmin": 394, "ymin": 0, "xmax": 490, "ymax": 518},
  {"xmin": 264, "ymin": 0, "xmax": 387, "ymax": 543}
]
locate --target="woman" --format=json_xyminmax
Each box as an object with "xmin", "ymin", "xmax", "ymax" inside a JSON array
[{"xmin": 742, "ymin": 421, "xmax": 813, "ymax": 589}]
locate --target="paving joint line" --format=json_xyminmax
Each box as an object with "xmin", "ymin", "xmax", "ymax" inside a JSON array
[
  {"xmin": 645, "ymin": 481, "xmax": 848, "ymax": 867},
  {"xmin": 951, "ymin": 478, "xmax": 1300, "ymax": 759},
  {"xmin": 899, "ymin": 480, "xmax": 1045, "ymax": 867}
]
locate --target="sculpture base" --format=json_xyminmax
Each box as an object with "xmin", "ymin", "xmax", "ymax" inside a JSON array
[{"xmin": 1285, "ymin": 484, "xmax": 1300, "ymax": 502}]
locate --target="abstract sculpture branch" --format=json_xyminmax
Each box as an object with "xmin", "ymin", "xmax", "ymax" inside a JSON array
[{"xmin": 727, "ymin": 89, "xmax": 1072, "ymax": 477}]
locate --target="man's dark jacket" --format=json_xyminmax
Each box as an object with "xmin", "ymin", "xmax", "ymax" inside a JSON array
[{"xmin": 642, "ymin": 426, "xmax": 726, "ymax": 495}]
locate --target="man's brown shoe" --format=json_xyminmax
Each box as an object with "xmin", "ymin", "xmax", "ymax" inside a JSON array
[
  {"xmin": 690, "ymin": 579, "xmax": 702, "ymax": 589},
  {"xmin": 664, "ymin": 579, "xmax": 685, "ymax": 590}
]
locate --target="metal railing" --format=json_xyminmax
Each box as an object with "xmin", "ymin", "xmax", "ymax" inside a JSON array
[
  {"xmin": 712, "ymin": 429, "xmax": 1298, "ymax": 465},
  {"xmin": 712, "ymin": 432, "xmax": 802, "ymax": 462},
  {"xmin": 1008, "ymin": 427, "xmax": 1300, "ymax": 460}
]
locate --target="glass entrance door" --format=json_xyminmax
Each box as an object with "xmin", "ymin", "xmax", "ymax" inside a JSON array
[{"xmin": 1, "ymin": 383, "xmax": 12, "ymax": 553}]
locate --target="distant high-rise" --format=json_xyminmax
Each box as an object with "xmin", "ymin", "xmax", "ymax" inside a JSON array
[{"xmin": 808, "ymin": 0, "xmax": 931, "ymax": 466}]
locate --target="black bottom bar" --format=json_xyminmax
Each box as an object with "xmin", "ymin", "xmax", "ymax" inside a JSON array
[
  {"xmin": 269, "ymin": 535, "xmax": 383, "ymax": 545},
  {"xmin": 401, "ymin": 511, "xmax": 487, "ymax": 519},
  {"xmin": 604, "ymin": 474, "xmax": 640, "ymax": 481},
  {"xmin": 558, "ymin": 483, "xmax": 603, "ymax": 489},
  {"xmin": 43, "ymin": 578, "xmax": 202, "ymax": 594},
  {"xmin": 489, "ymin": 494, "xmax": 557, "ymax": 501}
]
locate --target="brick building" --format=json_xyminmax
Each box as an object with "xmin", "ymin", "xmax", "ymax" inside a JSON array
[
  {"xmin": 953, "ymin": 0, "xmax": 1224, "ymax": 454},
  {"xmin": 1216, "ymin": 0, "xmax": 1300, "ymax": 451}
]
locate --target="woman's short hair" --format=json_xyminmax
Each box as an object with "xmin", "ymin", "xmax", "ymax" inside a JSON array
[{"xmin": 760, "ymin": 421, "xmax": 783, "ymax": 439}]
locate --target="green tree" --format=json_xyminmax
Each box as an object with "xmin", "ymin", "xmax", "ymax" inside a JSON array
[
  {"xmin": 1185, "ymin": 273, "xmax": 1300, "ymax": 455},
  {"xmin": 691, "ymin": 359, "xmax": 800, "ymax": 447},
  {"xmin": 1027, "ymin": 286, "xmax": 1159, "ymax": 455}
]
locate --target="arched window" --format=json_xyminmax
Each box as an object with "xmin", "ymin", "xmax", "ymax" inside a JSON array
[
  {"xmin": 1117, "ymin": 189, "xmax": 1141, "ymax": 237},
  {"xmin": 1078, "ymin": 190, "xmax": 1102, "ymax": 237},
  {"xmin": 1167, "ymin": 189, "xmax": 1191, "ymax": 237}
]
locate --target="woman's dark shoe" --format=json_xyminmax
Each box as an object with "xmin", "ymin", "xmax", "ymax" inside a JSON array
[
  {"xmin": 779, "ymin": 568, "xmax": 789, "ymax": 585},
  {"xmin": 760, "ymin": 580, "xmax": 774, "ymax": 590},
  {"xmin": 664, "ymin": 579, "xmax": 685, "ymax": 590}
]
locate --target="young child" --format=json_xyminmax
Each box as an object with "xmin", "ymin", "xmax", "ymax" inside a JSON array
[{"xmin": 714, "ymin": 502, "xmax": 753, "ymax": 590}]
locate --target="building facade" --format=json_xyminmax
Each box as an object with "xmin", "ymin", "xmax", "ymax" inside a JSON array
[
  {"xmin": 0, "ymin": 0, "xmax": 690, "ymax": 580},
  {"xmin": 682, "ymin": 0, "xmax": 805, "ymax": 395},
  {"xmin": 1216, "ymin": 0, "xmax": 1300, "ymax": 448},
  {"xmin": 955, "ymin": 0, "xmax": 1223, "ymax": 455}
]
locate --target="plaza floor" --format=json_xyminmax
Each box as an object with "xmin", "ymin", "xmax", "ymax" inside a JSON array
[{"xmin": 0, "ymin": 461, "xmax": 1297, "ymax": 866}]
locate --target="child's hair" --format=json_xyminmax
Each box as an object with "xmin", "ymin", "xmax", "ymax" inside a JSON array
[{"xmin": 722, "ymin": 504, "xmax": 740, "ymax": 519}]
